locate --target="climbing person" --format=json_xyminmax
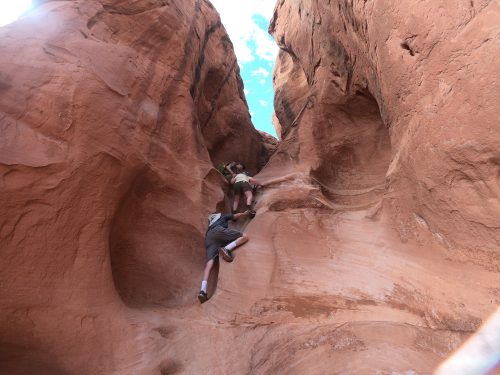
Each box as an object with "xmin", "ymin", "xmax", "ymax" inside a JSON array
[
  {"xmin": 216, "ymin": 161, "xmax": 238, "ymax": 183},
  {"xmin": 198, "ymin": 210, "xmax": 252, "ymax": 303},
  {"xmin": 231, "ymin": 164, "xmax": 262, "ymax": 213}
]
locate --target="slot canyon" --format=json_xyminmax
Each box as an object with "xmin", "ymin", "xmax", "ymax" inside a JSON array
[{"xmin": 0, "ymin": 0, "xmax": 499, "ymax": 374}]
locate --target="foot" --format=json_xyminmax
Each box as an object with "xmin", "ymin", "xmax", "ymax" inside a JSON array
[
  {"xmin": 198, "ymin": 290, "xmax": 208, "ymax": 303},
  {"xmin": 219, "ymin": 247, "xmax": 233, "ymax": 262}
]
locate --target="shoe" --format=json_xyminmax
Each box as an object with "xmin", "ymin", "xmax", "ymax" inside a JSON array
[
  {"xmin": 219, "ymin": 247, "xmax": 233, "ymax": 262},
  {"xmin": 198, "ymin": 290, "xmax": 208, "ymax": 303},
  {"xmin": 248, "ymin": 209, "xmax": 256, "ymax": 218}
]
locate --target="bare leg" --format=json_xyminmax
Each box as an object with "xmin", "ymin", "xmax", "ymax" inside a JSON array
[
  {"xmin": 202, "ymin": 259, "xmax": 215, "ymax": 283},
  {"xmin": 233, "ymin": 193, "xmax": 240, "ymax": 212},
  {"xmin": 244, "ymin": 190, "xmax": 253, "ymax": 207},
  {"xmin": 219, "ymin": 234, "xmax": 249, "ymax": 262},
  {"xmin": 235, "ymin": 235, "xmax": 248, "ymax": 247},
  {"xmin": 199, "ymin": 259, "xmax": 215, "ymax": 302},
  {"xmin": 225, "ymin": 234, "xmax": 248, "ymax": 252}
]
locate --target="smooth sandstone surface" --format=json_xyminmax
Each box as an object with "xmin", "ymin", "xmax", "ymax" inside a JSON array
[{"xmin": 1, "ymin": 0, "xmax": 499, "ymax": 374}]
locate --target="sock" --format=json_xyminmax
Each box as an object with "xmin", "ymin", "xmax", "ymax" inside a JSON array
[
  {"xmin": 225, "ymin": 241, "xmax": 238, "ymax": 251},
  {"xmin": 201, "ymin": 280, "xmax": 208, "ymax": 293}
]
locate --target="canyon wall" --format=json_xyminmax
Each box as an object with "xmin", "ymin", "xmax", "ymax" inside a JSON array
[
  {"xmin": 0, "ymin": 1, "xmax": 270, "ymax": 373},
  {"xmin": 270, "ymin": 0, "xmax": 500, "ymax": 261},
  {"xmin": 249, "ymin": 0, "xmax": 499, "ymax": 372}
]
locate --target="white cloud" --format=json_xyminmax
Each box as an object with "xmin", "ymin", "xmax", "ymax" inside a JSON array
[
  {"xmin": 259, "ymin": 100, "xmax": 268, "ymax": 107},
  {"xmin": 244, "ymin": 88, "xmax": 250, "ymax": 95},
  {"xmin": 251, "ymin": 67, "xmax": 269, "ymax": 78},
  {"xmin": 259, "ymin": 79, "xmax": 266, "ymax": 85},
  {"xmin": 210, "ymin": 0, "xmax": 279, "ymax": 64},
  {"xmin": 0, "ymin": 1, "xmax": 32, "ymax": 27},
  {"xmin": 253, "ymin": 26, "xmax": 278, "ymax": 61}
]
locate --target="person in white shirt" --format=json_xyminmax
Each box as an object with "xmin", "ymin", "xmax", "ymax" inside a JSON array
[{"xmin": 230, "ymin": 163, "xmax": 262, "ymax": 213}]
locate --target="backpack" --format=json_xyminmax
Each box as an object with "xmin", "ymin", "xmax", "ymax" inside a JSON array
[{"xmin": 216, "ymin": 163, "xmax": 226, "ymax": 174}]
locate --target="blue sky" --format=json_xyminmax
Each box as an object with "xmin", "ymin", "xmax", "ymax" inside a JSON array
[
  {"xmin": 210, "ymin": 0, "xmax": 278, "ymax": 137},
  {"xmin": 0, "ymin": 1, "xmax": 279, "ymax": 137},
  {"xmin": 241, "ymin": 16, "xmax": 277, "ymax": 138}
]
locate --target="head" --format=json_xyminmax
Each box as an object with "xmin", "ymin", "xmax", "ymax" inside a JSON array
[{"xmin": 235, "ymin": 163, "xmax": 245, "ymax": 172}]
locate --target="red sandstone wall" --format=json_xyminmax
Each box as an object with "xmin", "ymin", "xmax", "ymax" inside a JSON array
[
  {"xmin": 0, "ymin": 1, "xmax": 270, "ymax": 373},
  {"xmin": 270, "ymin": 0, "xmax": 500, "ymax": 263}
]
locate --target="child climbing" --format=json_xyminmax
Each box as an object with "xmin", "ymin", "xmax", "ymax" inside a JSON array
[
  {"xmin": 230, "ymin": 163, "xmax": 262, "ymax": 213},
  {"xmin": 198, "ymin": 210, "xmax": 253, "ymax": 303},
  {"xmin": 216, "ymin": 161, "xmax": 238, "ymax": 183}
]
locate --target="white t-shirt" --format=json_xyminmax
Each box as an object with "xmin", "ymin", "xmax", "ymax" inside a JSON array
[{"xmin": 234, "ymin": 173, "xmax": 251, "ymax": 183}]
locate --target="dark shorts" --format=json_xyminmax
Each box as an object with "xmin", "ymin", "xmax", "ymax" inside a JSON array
[
  {"xmin": 233, "ymin": 181, "xmax": 252, "ymax": 194},
  {"xmin": 205, "ymin": 226, "xmax": 243, "ymax": 260}
]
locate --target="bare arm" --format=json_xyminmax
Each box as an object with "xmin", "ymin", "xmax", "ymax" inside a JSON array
[
  {"xmin": 249, "ymin": 177, "xmax": 263, "ymax": 186},
  {"xmin": 257, "ymin": 173, "xmax": 303, "ymax": 187},
  {"xmin": 225, "ymin": 162, "xmax": 236, "ymax": 175},
  {"xmin": 233, "ymin": 211, "xmax": 250, "ymax": 220}
]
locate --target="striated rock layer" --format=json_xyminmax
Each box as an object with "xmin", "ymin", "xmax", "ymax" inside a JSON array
[{"xmin": 0, "ymin": 1, "xmax": 271, "ymax": 373}]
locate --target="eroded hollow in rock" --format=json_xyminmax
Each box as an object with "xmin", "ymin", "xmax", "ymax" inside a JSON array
[
  {"xmin": 109, "ymin": 167, "xmax": 215, "ymax": 308},
  {"xmin": 311, "ymin": 91, "xmax": 392, "ymax": 208}
]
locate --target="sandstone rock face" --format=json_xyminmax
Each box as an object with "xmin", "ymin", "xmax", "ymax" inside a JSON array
[
  {"xmin": 270, "ymin": 0, "xmax": 500, "ymax": 258},
  {"xmin": 248, "ymin": 0, "xmax": 498, "ymax": 372},
  {"xmin": 0, "ymin": 1, "xmax": 270, "ymax": 373},
  {"xmin": 258, "ymin": 130, "xmax": 280, "ymax": 159}
]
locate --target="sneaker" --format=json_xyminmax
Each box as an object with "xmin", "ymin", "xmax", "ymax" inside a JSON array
[
  {"xmin": 219, "ymin": 247, "xmax": 233, "ymax": 262},
  {"xmin": 198, "ymin": 290, "xmax": 208, "ymax": 303}
]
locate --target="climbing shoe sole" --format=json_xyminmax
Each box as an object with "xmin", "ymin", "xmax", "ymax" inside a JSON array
[{"xmin": 219, "ymin": 247, "xmax": 233, "ymax": 262}]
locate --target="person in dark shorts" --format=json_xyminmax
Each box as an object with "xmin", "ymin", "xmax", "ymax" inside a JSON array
[
  {"xmin": 230, "ymin": 164, "xmax": 262, "ymax": 213},
  {"xmin": 198, "ymin": 210, "xmax": 252, "ymax": 303}
]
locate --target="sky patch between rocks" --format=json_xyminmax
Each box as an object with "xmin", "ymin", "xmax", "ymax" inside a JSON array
[{"xmin": 210, "ymin": 0, "xmax": 278, "ymax": 137}]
